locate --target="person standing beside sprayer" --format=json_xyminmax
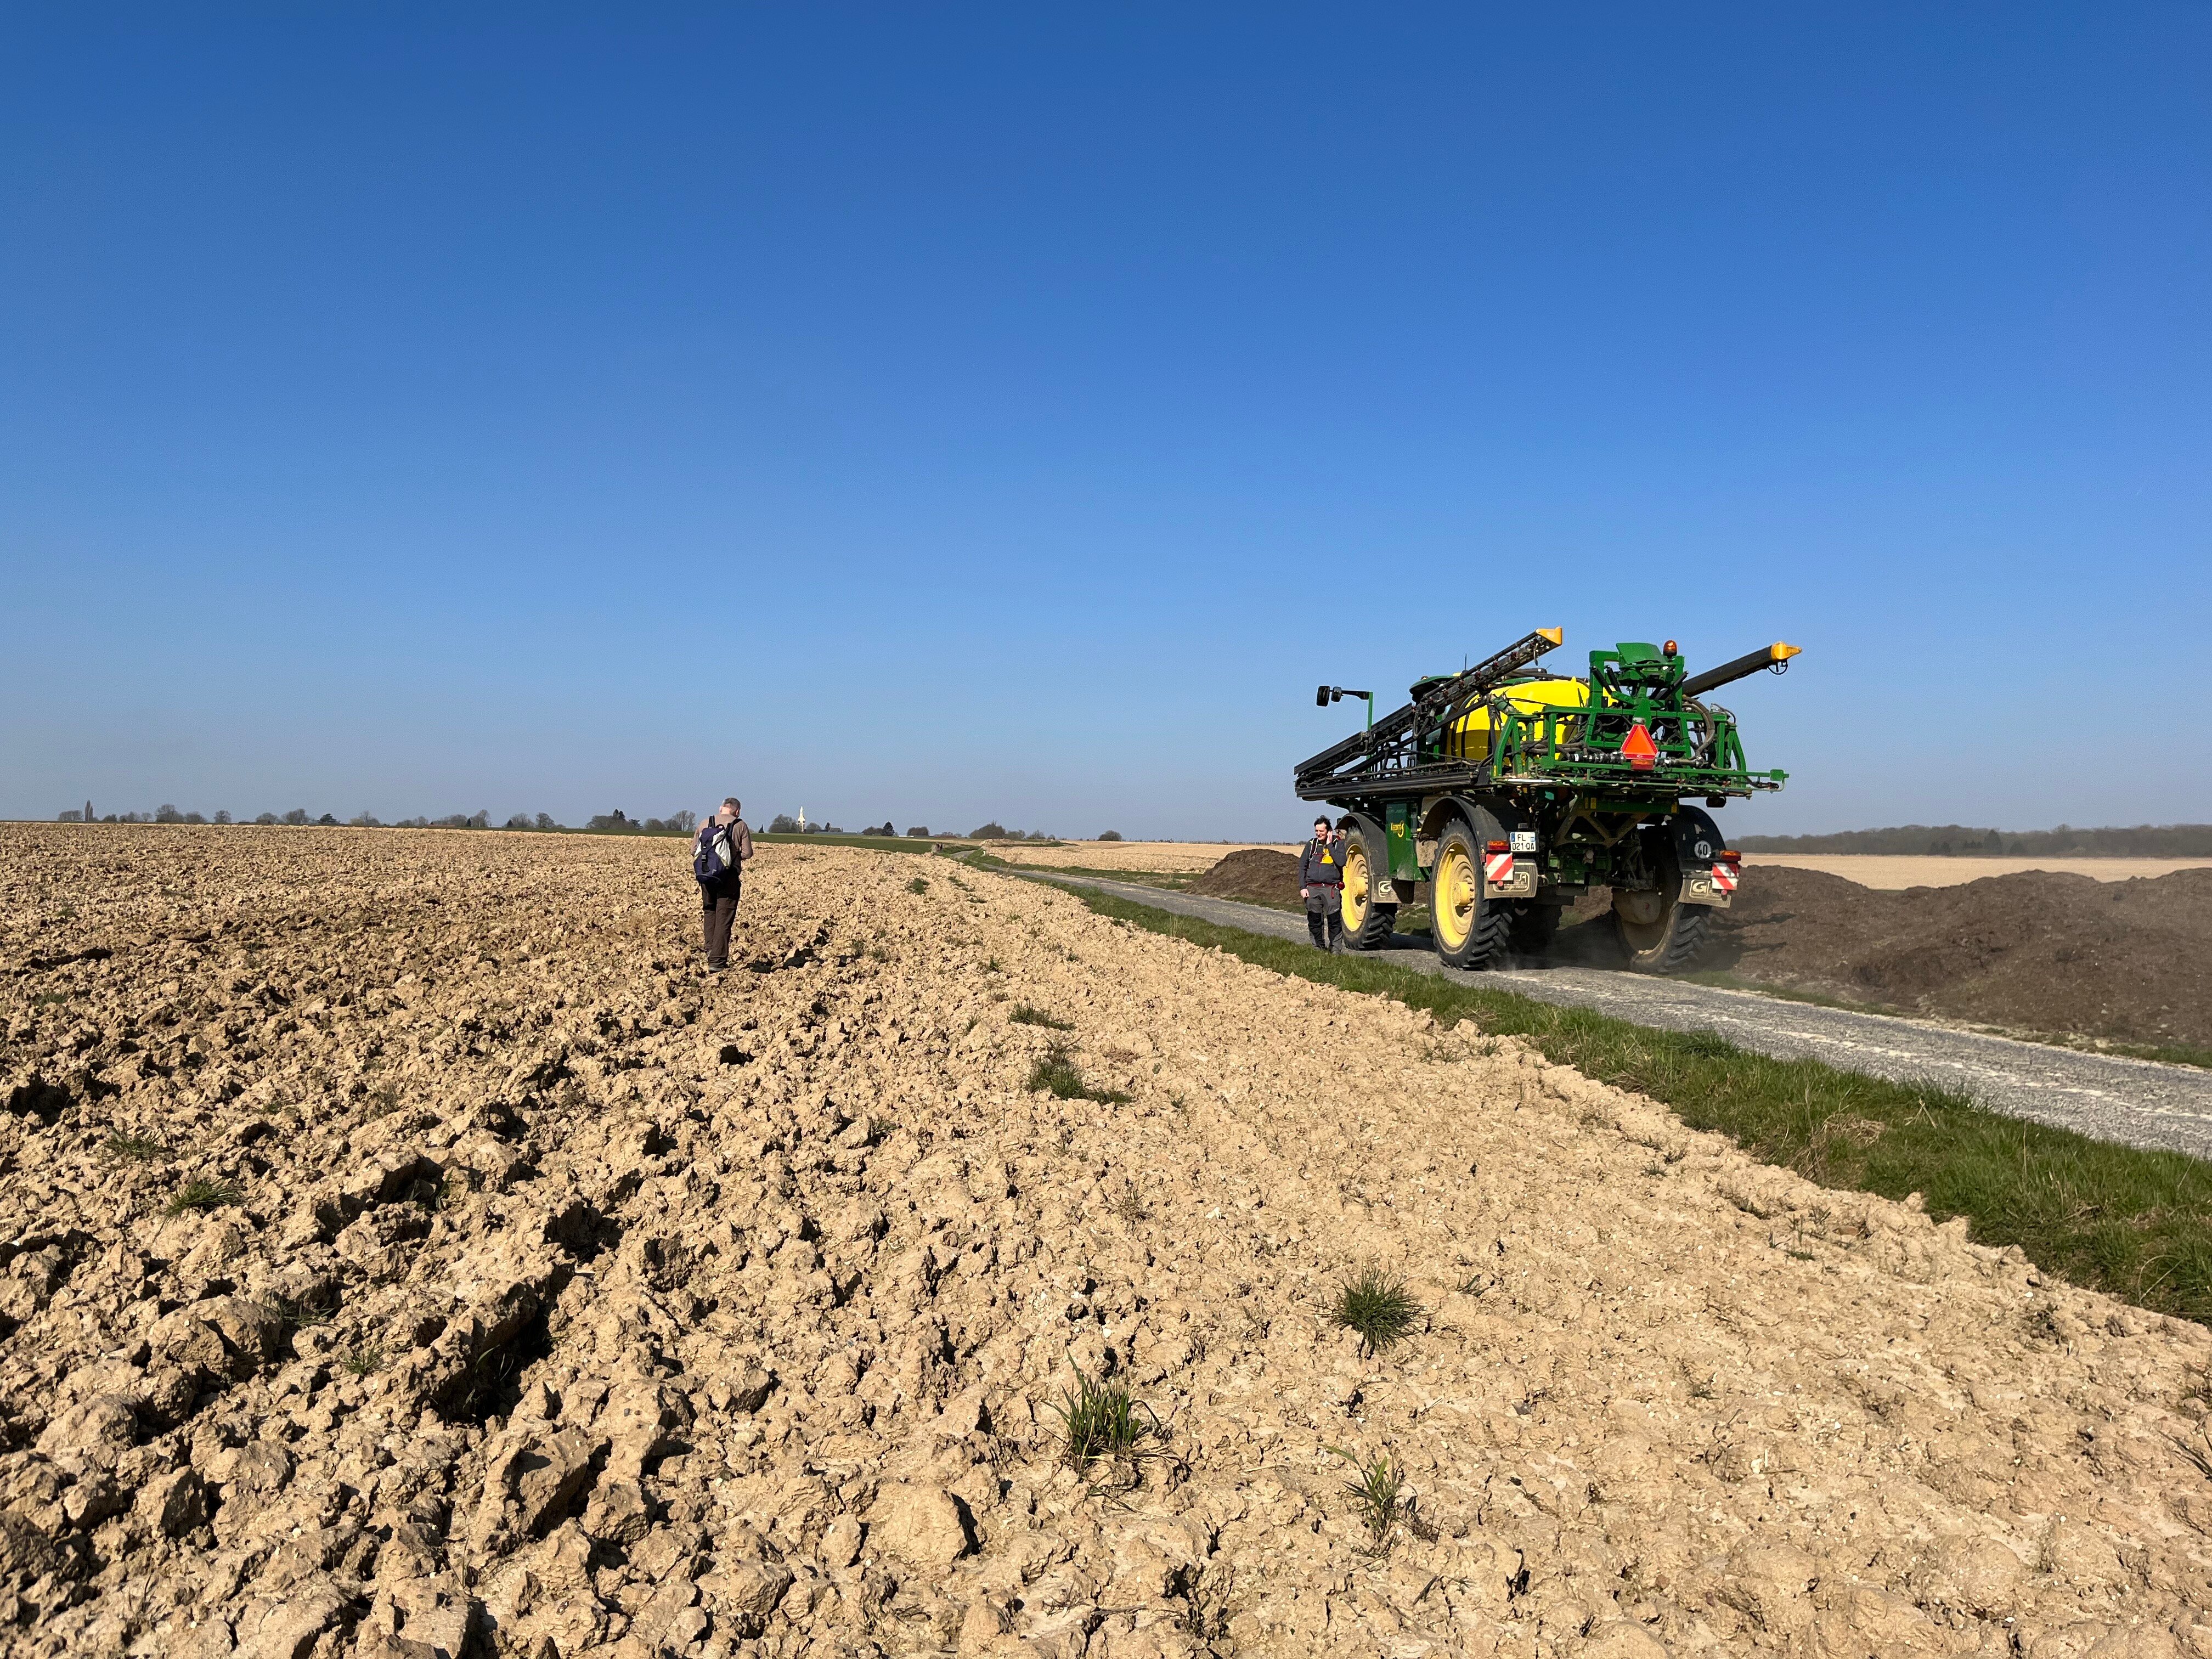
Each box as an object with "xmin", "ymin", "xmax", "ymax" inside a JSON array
[
  {"xmin": 694, "ymin": 797, "xmax": 755, "ymax": 970},
  {"xmin": 1299, "ymin": 815, "xmax": 1347, "ymax": 951}
]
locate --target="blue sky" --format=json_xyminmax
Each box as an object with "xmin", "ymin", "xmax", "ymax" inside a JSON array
[{"xmin": 4, "ymin": 6, "xmax": 2207, "ymax": 837}]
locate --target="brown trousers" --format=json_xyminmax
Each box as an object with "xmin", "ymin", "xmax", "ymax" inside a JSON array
[{"xmin": 701, "ymin": 885, "xmax": 741, "ymax": 968}]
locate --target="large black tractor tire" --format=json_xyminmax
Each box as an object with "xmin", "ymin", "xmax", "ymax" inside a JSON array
[
  {"xmin": 1612, "ymin": 847, "xmax": 1713, "ymax": 973},
  {"xmin": 1429, "ymin": 817, "xmax": 1514, "ymax": 970},
  {"xmin": 1336, "ymin": 825, "xmax": 1398, "ymax": 951},
  {"xmin": 1507, "ymin": 902, "xmax": 1563, "ymax": 961}
]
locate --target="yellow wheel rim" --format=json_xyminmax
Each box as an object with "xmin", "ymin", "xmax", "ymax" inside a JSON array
[
  {"xmin": 1435, "ymin": 843, "xmax": 1476, "ymax": 950},
  {"xmin": 1341, "ymin": 844, "xmax": 1369, "ymax": 931}
]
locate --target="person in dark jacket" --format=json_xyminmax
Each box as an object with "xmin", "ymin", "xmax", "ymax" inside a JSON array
[
  {"xmin": 694, "ymin": 797, "xmax": 756, "ymax": 970},
  {"xmin": 1299, "ymin": 816, "xmax": 1348, "ymax": 950}
]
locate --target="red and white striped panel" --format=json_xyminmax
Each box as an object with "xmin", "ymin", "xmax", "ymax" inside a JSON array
[
  {"xmin": 1711, "ymin": 862, "xmax": 1738, "ymax": 895},
  {"xmin": 1483, "ymin": 851, "xmax": 1515, "ymax": 886}
]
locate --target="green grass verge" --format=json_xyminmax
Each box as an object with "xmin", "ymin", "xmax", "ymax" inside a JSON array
[
  {"xmin": 757, "ymin": 832, "xmax": 960, "ymax": 855},
  {"xmin": 1070, "ymin": 885, "xmax": 2212, "ymax": 1324},
  {"xmin": 1039, "ymin": 866, "xmax": 1195, "ymax": 890}
]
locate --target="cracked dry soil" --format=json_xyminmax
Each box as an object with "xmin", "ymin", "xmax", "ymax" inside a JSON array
[{"xmin": 4, "ymin": 823, "xmax": 2212, "ymax": 1659}]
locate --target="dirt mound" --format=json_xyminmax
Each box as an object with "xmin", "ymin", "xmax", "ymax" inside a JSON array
[
  {"xmin": 4, "ymin": 825, "xmax": 2210, "ymax": 1658},
  {"xmin": 1187, "ymin": 846, "xmax": 1302, "ymax": 905},
  {"xmin": 1698, "ymin": 865, "xmax": 2212, "ymax": 1047}
]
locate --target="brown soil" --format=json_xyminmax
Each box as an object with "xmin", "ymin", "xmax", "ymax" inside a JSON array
[
  {"xmin": 1696, "ymin": 865, "xmax": 2212, "ymax": 1048},
  {"xmin": 1185, "ymin": 848, "xmax": 1303, "ymax": 907},
  {"xmin": 5, "ymin": 825, "xmax": 2212, "ymax": 1658}
]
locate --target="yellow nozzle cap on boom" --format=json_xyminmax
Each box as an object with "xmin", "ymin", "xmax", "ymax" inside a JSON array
[
  {"xmin": 1769, "ymin": 642, "xmax": 1801, "ymax": 662},
  {"xmin": 1538, "ymin": 627, "xmax": 1564, "ymax": 646}
]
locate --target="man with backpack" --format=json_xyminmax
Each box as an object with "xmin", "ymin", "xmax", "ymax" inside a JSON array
[{"xmin": 693, "ymin": 798, "xmax": 755, "ymax": 970}]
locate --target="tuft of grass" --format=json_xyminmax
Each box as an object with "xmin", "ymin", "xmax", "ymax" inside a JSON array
[
  {"xmin": 163, "ymin": 1177, "xmax": 241, "ymax": 1216},
  {"xmin": 33, "ymin": 990, "xmax": 69, "ymax": 1007},
  {"xmin": 274, "ymin": 1295, "xmax": 332, "ymax": 1329},
  {"xmin": 1009, "ymin": 1005, "xmax": 1074, "ymax": 1031},
  {"xmin": 341, "ymin": 1343, "xmax": 385, "ymax": 1377},
  {"xmin": 1175, "ymin": 1566, "xmax": 1235, "ymax": 1643},
  {"xmin": 2169, "ymin": 1423, "xmax": 2212, "ymax": 1480},
  {"xmin": 906, "ymin": 876, "xmax": 929, "ymax": 895},
  {"xmin": 1026, "ymin": 1045, "xmax": 1130, "ymax": 1105},
  {"xmin": 104, "ymin": 1131, "xmax": 169, "ymax": 1163},
  {"xmin": 1110, "ymin": 1186, "xmax": 1149, "ymax": 1224},
  {"xmin": 1047, "ymin": 1364, "xmax": 1158, "ymax": 1473},
  {"xmin": 1331, "ymin": 1268, "xmax": 1421, "ymax": 1355},
  {"xmin": 1065, "ymin": 885, "xmax": 2212, "ymax": 1327},
  {"xmin": 1327, "ymin": 1447, "xmax": 1404, "ymax": 1551}
]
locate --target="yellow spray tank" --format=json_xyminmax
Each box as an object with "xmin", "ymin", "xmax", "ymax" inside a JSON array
[{"xmin": 1441, "ymin": 676, "xmax": 1592, "ymax": 763}]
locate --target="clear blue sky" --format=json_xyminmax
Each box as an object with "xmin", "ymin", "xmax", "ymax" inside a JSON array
[{"xmin": 5, "ymin": 6, "xmax": 2207, "ymax": 837}]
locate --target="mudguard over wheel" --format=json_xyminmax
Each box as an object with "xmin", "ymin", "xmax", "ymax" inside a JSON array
[
  {"xmin": 1430, "ymin": 818, "xmax": 1513, "ymax": 970},
  {"xmin": 1336, "ymin": 826, "xmax": 1398, "ymax": 950}
]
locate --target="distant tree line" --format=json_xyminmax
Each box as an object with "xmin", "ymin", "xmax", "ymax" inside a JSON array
[
  {"xmin": 759, "ymin": 815, "xmax": 1081, "ymax": 841},
  {"xmin": 1734, "ymin": 822, "xmax": 2212, "ymax": 857},
  {"xmin": 583, "ymin": 810, "xmax": 696, "ymax": 834},
  {"xmin": 55, "ymin": 803, "xmax": 1124, "ymax": 845},
  {"xmin": 964, "ymin": 822, "xmax": 1060, "ymax": 840},
  {"xmin": 54, "ymin": 805, "xmax": 697, "ymax": 835}
]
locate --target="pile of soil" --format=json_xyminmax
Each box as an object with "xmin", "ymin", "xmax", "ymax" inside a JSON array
[
  {"xmin": 1186, "ymin": 847, "xmax": 1302, "ymax": 906},
  {"xmin": 1702, "ymin": 865, "xmax": 2212, "ymax": 1048}
]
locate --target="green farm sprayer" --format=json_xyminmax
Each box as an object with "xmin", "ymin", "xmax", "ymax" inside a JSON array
[{"xmin": 1295, "ymin": 628, "xmax": 1799, "ymax": 972}]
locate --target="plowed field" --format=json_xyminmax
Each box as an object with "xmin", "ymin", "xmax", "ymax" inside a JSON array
[{"xmin": 4, "ymin": 825, "xmax": 2211, "ymax": 1659}]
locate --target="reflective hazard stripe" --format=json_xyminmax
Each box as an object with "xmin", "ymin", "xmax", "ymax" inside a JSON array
[
  {"xmin": 1483, "ymin": 851, "xmax": 1514, "ymax": 885},
  {"xmin": 1712, "ymin": 863, "xmax": 1738, "ymax": 895}
]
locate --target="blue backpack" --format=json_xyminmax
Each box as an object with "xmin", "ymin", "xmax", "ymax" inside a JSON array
[{"xmin": 695, "ymin": 824, "xmax": 736, "ymax": 882}]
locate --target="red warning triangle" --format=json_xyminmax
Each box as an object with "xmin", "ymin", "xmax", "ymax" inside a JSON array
[{"xmin": 1620, "ymin": 722, "xmax": 1658, "ymax": 770}]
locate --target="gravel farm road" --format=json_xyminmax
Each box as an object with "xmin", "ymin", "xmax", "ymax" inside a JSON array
[{"xmin": 1028, "ymin": 871, "xmax": 2212, "ymax": 1162}]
